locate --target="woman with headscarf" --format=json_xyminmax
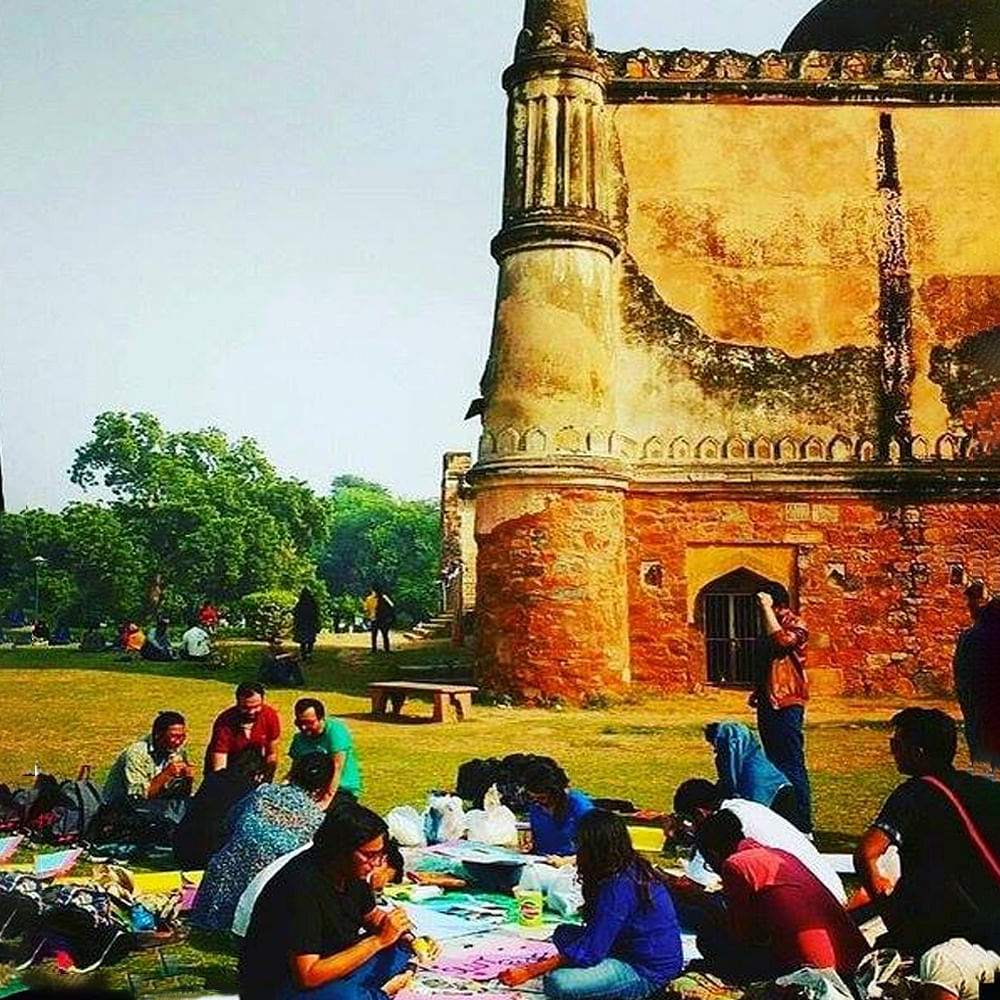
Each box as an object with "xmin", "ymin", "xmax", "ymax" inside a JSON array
[{"xmin": 705, "ymin": 722, "xmax": 803, "ymax": 830}]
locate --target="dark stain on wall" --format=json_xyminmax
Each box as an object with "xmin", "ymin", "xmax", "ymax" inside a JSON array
[
  {"xmin": 929, "ymin": 324, "xmax": 1000, "ymax": 417},
  {"xmin": 875, "ymin": 113, "xmax": 916, "ymax": 459},
  {"xmin": 620, "ymin": 255, "xmax": 882, "ymax": 437}
]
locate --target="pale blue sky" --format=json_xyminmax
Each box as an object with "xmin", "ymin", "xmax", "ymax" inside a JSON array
[{"xmin": 1, "ymin": 1, "xmax": 809, "ymax": 511}]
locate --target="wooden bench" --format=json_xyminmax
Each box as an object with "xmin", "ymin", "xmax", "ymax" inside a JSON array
[{"xmin": 368, "ymin": 681, "xmax": 478, "ymax": 723}]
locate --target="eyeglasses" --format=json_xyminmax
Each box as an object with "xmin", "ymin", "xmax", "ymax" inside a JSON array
[{"xmin": 354, "ymin": 846, "xmax": 387, "ymax": 866}]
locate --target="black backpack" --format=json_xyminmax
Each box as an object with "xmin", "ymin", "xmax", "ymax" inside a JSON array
[
  {"xmin": 15, "ymin": 884, "xmax": 135, "ymax": 973},
  {"xmin": 0, "ymin": 873, "xmax": 51, "ymax": 941},
  {"xmin": 23, "ymin": 769, "xmax": 103, "ymax": 845},
  {"xmin": 0, "ymin": 783, "xmax": 22, "ymax": 834}
]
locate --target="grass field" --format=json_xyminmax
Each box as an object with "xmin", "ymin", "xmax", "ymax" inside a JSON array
[{"xmin": 0, "ymin": 633, "xmax": 966, "ymax": 995}]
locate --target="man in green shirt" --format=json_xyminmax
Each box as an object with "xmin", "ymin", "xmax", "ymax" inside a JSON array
[{"xmin": 289, "ymin": 698, "xmax": 362, "ymax": 801}]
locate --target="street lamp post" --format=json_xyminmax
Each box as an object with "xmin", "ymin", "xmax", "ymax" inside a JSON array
[{"xmin": 30, "ymin": 555, "xmax": 46, "ymax": 619}]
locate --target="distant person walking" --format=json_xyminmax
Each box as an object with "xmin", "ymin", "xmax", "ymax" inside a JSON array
[
  {"xmin": 750, "ymin": 583, "xmax": 812, "ymax": 834},
  {"xmin": 292, "ymin": 587, "xmax": 320, "ymax": 661},
  {"xmin": 370, "ymin": 585, "xmax": 395, "ymax": 654}
]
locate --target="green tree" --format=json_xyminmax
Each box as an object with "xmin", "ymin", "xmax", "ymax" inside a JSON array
[
  {"xmin": 69, "ymin": 412, "xmax": 329, "ymax": 614},
  {"xmin": 0, "ymin": 504, "xmax": 146, "ymax": 623},
  {"xmin": 318, "ymin": 477, "xmax": 440, "ymax": 625}
]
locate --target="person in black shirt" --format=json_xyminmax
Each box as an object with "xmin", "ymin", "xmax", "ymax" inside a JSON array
[
  {"xmin": 855, "ymin": 707, "xmax": 1000, "ymax": 956},
  {"xmin": 239, "ymin": 802, "xmax": 415, "ymax": 1000},
  {"xmin": 172, "ymin": 748, "xmax": 265, "ymax": 871}
]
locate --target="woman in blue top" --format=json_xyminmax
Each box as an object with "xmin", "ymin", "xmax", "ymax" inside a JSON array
[
  {"xmin": 705, "ymin": 721, "xmax": 801, "ymax": 828},
  {"xmin": 501, "ymin": 810, "xmax": 683, "ymax": 999},
  {"xmin": 525, "ymin": 760, "xmax": 594, "ymax": 857}
]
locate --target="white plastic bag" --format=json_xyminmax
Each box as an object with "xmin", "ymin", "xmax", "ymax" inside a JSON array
[
  {"xmin": 464, "ymin": 785, "xmax": 518, "ymax": 847},
  {"xmin": 385, "ymin": 805, "xmax": 426, "ymax": 847},
  {"xmin": 423, "ymin": 793, "xmax": 466, "ymax": 844},
  {"xmin": 516, "ymin": 861, "xmax": 583, "ymax": 916},
  {"xmin": 776, "ymin": 968, "xmax": 854, "ymax": 1000}
]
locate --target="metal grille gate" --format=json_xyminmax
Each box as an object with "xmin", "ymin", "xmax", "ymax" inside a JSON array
[{"xmin": 704, "ymin": 592, "xmax": 762, "ymax": 687}]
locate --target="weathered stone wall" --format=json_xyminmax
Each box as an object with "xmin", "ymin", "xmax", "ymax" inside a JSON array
[
  {"xmin": 474, "ymin": 484, "xmax": 630, "ymax": 701},
  {"xmin": 626, "ymin": 493, "xmax": 1000, "ymax": 696},
  {"xmin": 610, "ymin": 102, "xmax": 1000, "ymax": 453}
]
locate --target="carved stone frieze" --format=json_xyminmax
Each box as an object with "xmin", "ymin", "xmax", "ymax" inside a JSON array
[{"xmin": 598, "ymin": 43, "xmax": 1000, "ymax": 91}]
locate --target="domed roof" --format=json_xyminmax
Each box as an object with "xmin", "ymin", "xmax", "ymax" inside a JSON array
[{"xmin": 782, "ymin": 0, "xmax": 1000, "ymax": 53}]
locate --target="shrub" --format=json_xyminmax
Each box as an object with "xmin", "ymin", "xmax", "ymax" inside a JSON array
[{"xmin": 240, "ymin": 590, "xmax": 297, "ymax": 639}]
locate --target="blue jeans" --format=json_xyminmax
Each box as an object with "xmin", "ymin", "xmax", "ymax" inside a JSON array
[
  {"xmin": 756, "ymin": 701, "xmax": 812, "ymax": 833},
  {"xmin": 546, "ymin": 928, "xmax": 657, "ymax": 1000},
  {"xmin": 276, "ymin": 943, "xmax": 410, "ymax": 1000}
]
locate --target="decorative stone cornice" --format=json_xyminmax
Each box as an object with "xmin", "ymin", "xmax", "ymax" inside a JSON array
[
  {"xmin": 478, "ymin": 425, "xmax": 998, "ymax": 467},
  {"xmin": 491, "ymin": 211, "xmax": 621, "ymax": 261},
  {"xmin": 599, "ymin": 45, "xmax": 1000, "ymax": 103}
]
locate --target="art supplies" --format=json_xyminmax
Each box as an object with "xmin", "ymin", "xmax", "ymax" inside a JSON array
[
  {"xmin": 0, "ymin": 837, "xmax": 23, "ymax": 864},
  {"xmin": 33, "ymin": 848, "xmax": 83, "ymax": 879},
  {"xmin": 432, "ymin": 935, "xmax": 558, "ymax": 981}
]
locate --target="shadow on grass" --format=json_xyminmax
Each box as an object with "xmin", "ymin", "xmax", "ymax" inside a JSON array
[{"xmin": 0, "ymin": 640, "xmax": 477, "ymax": 701}]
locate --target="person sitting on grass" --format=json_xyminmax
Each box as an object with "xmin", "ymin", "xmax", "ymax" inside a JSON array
[
  {"xmin": 79, "ymin": 623, "xmax": 107, "ymax": 653},
  {"xmin": 691, "ymin": 810, "xmax": 867, "ymax": 985},
  {"xmin": 854, "ymin": 707, "xmax": 1000, "ymax": 957},
  {"xmin": 140, "ymin": 617, "xmax": 176, "ymax": 661},
  {"xmin": 205, "ymin": 681, "xmax": 282, "ymax": 780},
  {"xmin": 180, "ymin": 618, "xmax": 212, "ymax": 663},
  {"xmin": 238, "ymin": 803, "xmax": 422, "ymax": 1000},
  {"xmin": 101, "ymin": 710, "xmax": 194, "ymax": 826},
  {"xmin": 524, "ymin": 759, "xmax": 594, "ymax": 859},
  {"xmin": 500, "ymin": 809, "xmax": 683, "ymax": 1000},
  {"xmin": 259, "ymin": 633, "xmax": 305, "ymax": 687},
  {"xmin": 668, "ymin": 777, "xmax": 845, "ymax": 905},
  {"xmin": 704, "ymin": 722, "xmax": 801, "ymax": 830},
  {"xmin": 191, "ymin": 752, "xmax": 335, "ymax": 932},
  {"xmin": 290, "ymin": 698, "xmax": 362, "ymax": 805},
  {"xmin": 173, "ymin": 748, "xmax": 266, "ymax": 871}
]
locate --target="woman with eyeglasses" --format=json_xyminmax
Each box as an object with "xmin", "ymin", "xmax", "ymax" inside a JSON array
[
  {"xmin": 523, "ymin": 759, "xmax": 594, "ymax": 859},
  {"xmin": 500, "ymin": 809, "xmax": 683, "ymax": 999},
  {"xmin": 191, "ymin": 752, "xmax": 334, "ymax": 932},
  {"xmin": 239, "ymin": 802, "xmax": 422, "ymax": 1000}
]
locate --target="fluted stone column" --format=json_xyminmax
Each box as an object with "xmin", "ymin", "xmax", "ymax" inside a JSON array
[{"xmin": 471, "ymin": 0, "xmax": 630, "ymax": 703}]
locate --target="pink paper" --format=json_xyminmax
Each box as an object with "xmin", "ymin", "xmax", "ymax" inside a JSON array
[{"xmin": 432, "ymin": 938, "xmax": 558, "ymax": 981}]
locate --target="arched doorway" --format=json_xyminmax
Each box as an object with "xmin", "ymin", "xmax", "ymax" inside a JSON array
[{"xmin": 696, "ymin": 568, "xmax": 777, "ymax": 687}]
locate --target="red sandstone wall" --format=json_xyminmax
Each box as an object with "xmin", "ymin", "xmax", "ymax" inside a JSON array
[
  {"xmin": 475, "ymin": 486, "xmax": 630, "ymax": 702},
  {"xmin": 626, "ymin": 495, "xmax": 1000, "ymax": 696}
]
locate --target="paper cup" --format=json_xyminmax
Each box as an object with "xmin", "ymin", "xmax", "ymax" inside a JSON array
[{"xmin": 513, "ymin": 887, "xmax": 543, "ymax": 927}]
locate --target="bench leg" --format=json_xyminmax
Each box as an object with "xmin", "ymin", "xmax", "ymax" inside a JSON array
[
  {"xmin": 371, "ymin": 692, "xmax": 390, "ymax": 716},
  {"xmin": 432, "ymin": 692, "xmax": 448, "ymax": 723},
  {"xmin": 452, "ymin": 692, "xmax": 472, "ymax": 721},
  {"xmin": 389, "ymin": 694, "xmax": 406, "ymax": 716}
]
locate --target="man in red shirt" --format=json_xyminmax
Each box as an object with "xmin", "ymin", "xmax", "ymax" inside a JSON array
[
  {"xmin": 694, "ymin": 810, "xmax": 867, "ymax": 984},
  {"xmin": 205, "ymin": 681, "xmax": 281, "ymax": 781}
]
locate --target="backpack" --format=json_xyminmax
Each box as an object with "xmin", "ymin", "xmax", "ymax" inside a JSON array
[
  {"xmin": 0, "ymin": 873, "xmax": 52, "ymax": 941},
  {"xmin": 15, "ymin": 885, "xmax": 135, "ymax": 973},
  {"xmin": 23, "ymin": 769, "xmax": 103, "ymax": 845},
  {"xmin": 0, "ymin": 783, "xmax": 22, "ymax": 834}
]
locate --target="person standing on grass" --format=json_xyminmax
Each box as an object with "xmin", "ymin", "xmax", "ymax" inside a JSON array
[
  {"xmin": 953, "ymin": 581, "xmax": 990, "ymax": 768},
  {"xmin": 371, "ymin": 586, "xmax": 395, "ymax": 654},
  {"xmin": 290, "ymin": 698, "xmax": 363, "ymax": 804},
  {"xmin": 750, "ymin": 583, "xmax": 812, "ymax": 834},
  {"xmin": 499, "ymin": 810, "xmax": 683, "ymax": 1000},
  {"xmin": 293, "ymin": 587, "xmax": 321, "ymax": 661},
  {"xmin": 205, "ymin": 681, "xmax": 282, "ymax": 780}
]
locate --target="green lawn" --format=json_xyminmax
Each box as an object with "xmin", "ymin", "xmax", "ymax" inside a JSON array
[{"xmin": 0, "ymin": 634, "xmax": 965, "ymax": 995}]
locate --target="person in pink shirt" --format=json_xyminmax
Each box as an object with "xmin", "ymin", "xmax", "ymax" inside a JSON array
[{"xmin": 693, "ymin": 810, "xmax": 867, "ymax": 984}]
